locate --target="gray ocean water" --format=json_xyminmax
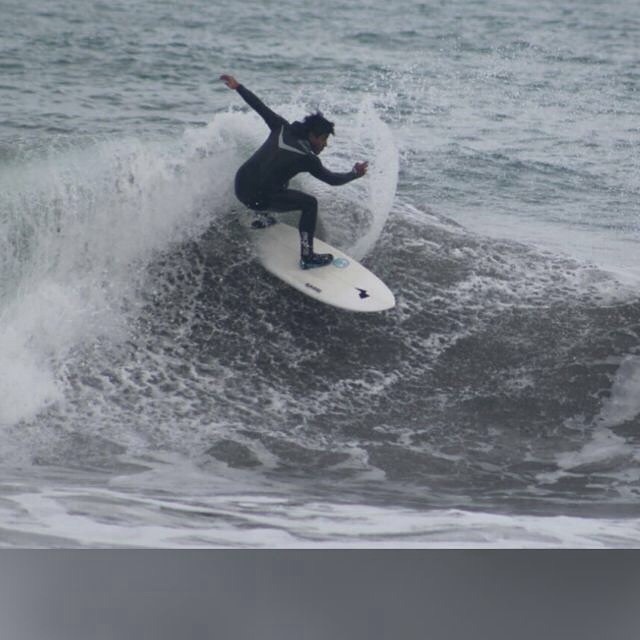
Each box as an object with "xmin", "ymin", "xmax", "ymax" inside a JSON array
[{"xmin": 1, "ymin": 0, "xmax": 639, "ymax": 547}]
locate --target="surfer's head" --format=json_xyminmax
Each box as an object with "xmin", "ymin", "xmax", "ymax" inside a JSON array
[
  {"xmin": 308, "ymin": 131, "xmax": 330, "ymax": 154},
  {"xmin": 291, "ymin": 112, "xmax": 334, "ymax": 153}
]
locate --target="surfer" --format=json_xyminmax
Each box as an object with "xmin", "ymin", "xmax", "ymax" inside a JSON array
[{"xmin": 220, "ymin": 74, "xmax": 368, "ymax": 269}]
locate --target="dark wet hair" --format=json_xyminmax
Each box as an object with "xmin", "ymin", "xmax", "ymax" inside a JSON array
[
  {"xmin": 304, "ymin": 111, "xmax": 335, "ymax": 136},
  {"xmin": 291, "ymin": 111, "xmax": 335, "ymax": 138}
]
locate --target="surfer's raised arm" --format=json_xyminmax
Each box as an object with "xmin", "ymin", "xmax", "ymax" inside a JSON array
[{"xmin": 220, "ymin": 74, "xmax": 287, "ymax": 131}]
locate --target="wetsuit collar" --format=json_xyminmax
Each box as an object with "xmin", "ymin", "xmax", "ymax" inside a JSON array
[
  {"xmin": 299, "ymin": 139, "xmax": 314, "ymax": 154},
  {"xmin": 278, "ymin": 127, "xmax": 310, "ymax": 156}
]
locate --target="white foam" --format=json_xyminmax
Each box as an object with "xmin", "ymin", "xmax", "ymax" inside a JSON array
[
  {"xmin": 0, "ymin": 117, "xmax": 253, "ymax": 426},
  {"xmin": 555, "ymin": 427, "xmax": 631, "ymax": 472},
  {"xmin": 440, "ymin": 199, "xmax": 640, "ymax": 289},
  {"xmin": 0, "ymin": 343, "xmax": 60, "ymax": 427},
  {"xmin": 2, "ymin": 456, "xmax": 639, "ymax": 548},
  {"xmin": 597, "ymin": 355, "xmax": 640, "ymax": 428},
  {"xmin": 348, "ymin": 98, "xmax": 399, "ymax": 260},
  {"xmin": 551, "ymin": 358, "xmax": 640, "ymax": 475}
]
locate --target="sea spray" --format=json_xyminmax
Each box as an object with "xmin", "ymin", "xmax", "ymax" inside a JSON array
[
  {"xmin": 0, "ymin": 124, "xmax": 243, "ymax": 426},
  {"xmin": 349, "ymin": 97, "xmax": 399, "ymax": 260}
]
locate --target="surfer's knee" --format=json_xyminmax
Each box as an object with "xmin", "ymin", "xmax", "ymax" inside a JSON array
[{"xmin": 299, "ymin": 193, "xmax": 317, "ymax": 213}]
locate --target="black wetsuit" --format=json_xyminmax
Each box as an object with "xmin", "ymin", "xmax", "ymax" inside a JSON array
[{"xmin": 233, "ymin": 84, "xmax": 358, "ymax": 236}]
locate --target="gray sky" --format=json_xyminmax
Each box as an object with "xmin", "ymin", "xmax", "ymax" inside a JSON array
[{"xmin": 1, "ymin": 551, "xmax": 638, "ymax": 640}]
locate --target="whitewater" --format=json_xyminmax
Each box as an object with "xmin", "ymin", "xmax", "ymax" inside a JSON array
[{"xmin": 1, "ymin": 0, "xmax": 639, "ymax": 547}]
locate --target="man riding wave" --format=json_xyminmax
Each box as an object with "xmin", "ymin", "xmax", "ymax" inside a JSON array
[{"xmin": 220, "ymin": 74, "xmax": 368, "ymax": 269}]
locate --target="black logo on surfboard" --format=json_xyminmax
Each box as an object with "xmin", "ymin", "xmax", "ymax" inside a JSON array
[{"xmin": 356, "ymin": 288, "xmax": 370, "ymax": 299}]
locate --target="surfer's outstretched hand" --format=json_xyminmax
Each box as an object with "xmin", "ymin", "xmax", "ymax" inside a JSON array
[
  {"xmin": 220, "ymin": 74, "xmax": 239, "ymax": 89},
  {"xmin": 353, "ymin": 161, "xmax": 368, "ymax": 177}
]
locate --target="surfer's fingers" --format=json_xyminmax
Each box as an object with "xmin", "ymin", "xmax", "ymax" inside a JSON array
[{"xmin": 220, "ymin": 74, "xmax": 238, "ymax": 88}]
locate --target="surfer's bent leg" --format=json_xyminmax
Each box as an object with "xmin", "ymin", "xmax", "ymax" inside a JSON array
[
  {"xmin": 267, "ymin": 191, "xmax": 332, "ymax": 268},
  {"xmin": 245, "ymin": 189, "xmax": 332, "ymax": 268},
  {"xmin": 266, "ymin": 190, "xmax": 318, "ymax": 235}
]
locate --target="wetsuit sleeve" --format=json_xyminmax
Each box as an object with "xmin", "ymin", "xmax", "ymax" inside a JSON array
[
  {"xmin": 307, "ymin": 156, "xmax": 358, "ymax": 186},
  {"xmin": 236, "ymin": 84, "xmax": 288, "ymax": 131}
]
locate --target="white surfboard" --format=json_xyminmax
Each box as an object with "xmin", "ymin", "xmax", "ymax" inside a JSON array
[{"xmin": 249, "ymin": 222, "xmax": 395, "ymax": 312}]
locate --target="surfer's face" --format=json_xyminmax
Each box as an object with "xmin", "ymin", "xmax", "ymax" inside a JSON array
[{"xmin": 308, "ymin": 132, "xmax": 329, "ymax": 154}]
